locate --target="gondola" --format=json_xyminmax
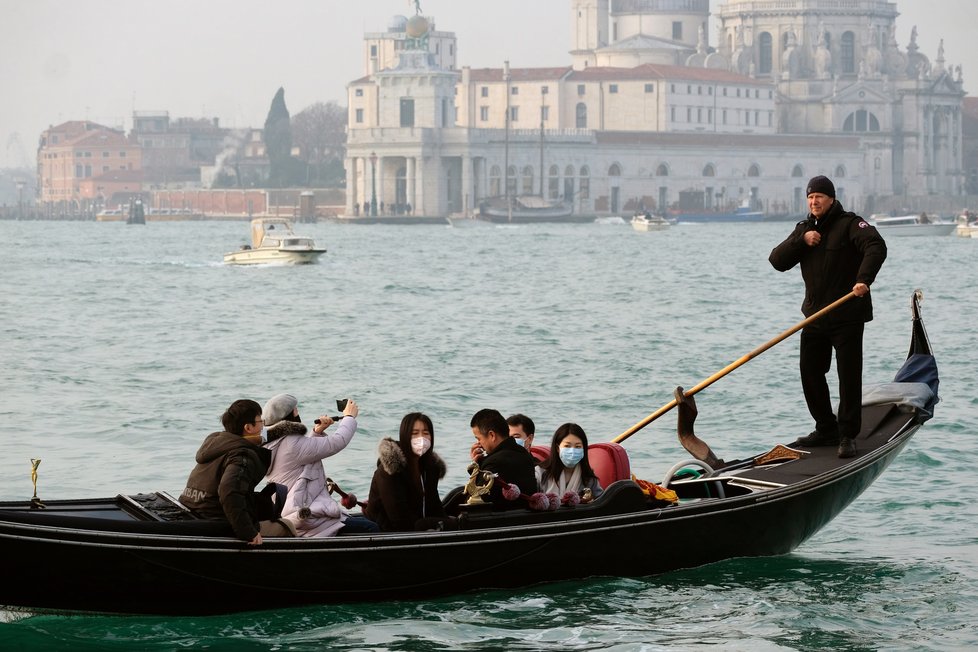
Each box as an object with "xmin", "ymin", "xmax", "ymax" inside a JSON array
[{"xmin": 0, "ymin": 292, "xmax": 938, "ymax": 616}]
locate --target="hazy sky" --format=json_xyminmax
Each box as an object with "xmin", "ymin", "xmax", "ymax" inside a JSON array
[{"xmin": 2, "ymin": 0, "xmax": 975, "ymax": 168}]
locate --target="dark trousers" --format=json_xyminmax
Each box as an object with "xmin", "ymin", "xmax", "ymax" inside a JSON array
[{"xmin": 799, "ymin": 321, "xmax": 864, "ymax": 439}]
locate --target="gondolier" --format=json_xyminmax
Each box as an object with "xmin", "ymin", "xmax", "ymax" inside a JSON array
[{"xmin": 769, "ymin": 175, "xmax": 887, "ymax": 458}]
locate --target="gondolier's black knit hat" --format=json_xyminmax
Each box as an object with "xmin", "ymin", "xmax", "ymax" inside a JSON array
[{"xmin": 806, "ymin": 175, "xmax": 835, "ymax": 198}]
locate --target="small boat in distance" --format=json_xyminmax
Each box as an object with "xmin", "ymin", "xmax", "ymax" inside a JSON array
[
  {"xmin": 223, "ymin": 217, "xmax": 326, "ymax": 265},
  {"xmin": 476, "ymin": 196, "xmax": 591, "ymax": 224},
  {"xmin": 666, "ymin": 199, "xmax": 764, "ymax": 223},
  {"xmin": 630, "ymin": 212, "xmax": 672, "ymax": 232},
  {"xmin": 870, "ymin": 213, "xmax": 956, "ymax": 237},
  {"xmin": 955, "ymin": 211, "xmax": 978, "ymax": 238}
]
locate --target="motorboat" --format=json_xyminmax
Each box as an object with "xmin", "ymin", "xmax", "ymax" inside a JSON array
[
  {"xmin": 0, "ymin": 292, "xmax": 937, "ymax": 615},
  {"xmin": 955, "ymin": 211, "xmax": 978, "ymax": 238},
  {"xmin": 870, "ymin": 213, "xmax": 956, "ymax": 237},
  {"xmin": 630, "ymin": 213, "xmax": 672, "ymax": 232},
  {"xmin": 223, "ymin": 217, "xmax": 326, "ymax": 265},
  {"xmin": 666, "ymin": 200, "xmax": 764, "ymax": 223}
]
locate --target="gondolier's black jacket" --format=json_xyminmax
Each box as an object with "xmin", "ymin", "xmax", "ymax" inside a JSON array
[
  {"xmin": 179, "ymin": 431, "xmax": 271, "ymax": 541},
  {"xmin": 769, "ymin": 200, "xmax": 887, "ymax": 324}
]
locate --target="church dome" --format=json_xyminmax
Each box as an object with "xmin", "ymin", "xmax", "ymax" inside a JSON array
[
  {"xmin": 406, "ymin": 15, "xmax": 430, "ymax": 38},
  {"xmin": 388, "ymin": 15, "xmax": 408, "ymax": 32}
]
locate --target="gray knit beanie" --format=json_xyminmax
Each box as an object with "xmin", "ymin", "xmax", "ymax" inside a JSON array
[{"xmin": 263, "ymin": 393, "xmax": 298, "ymax": 426}]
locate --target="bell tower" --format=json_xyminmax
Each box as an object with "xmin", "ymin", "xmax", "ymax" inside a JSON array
[{"xmin": 571, "ymin": 0, "xmax": 609, "ymax": 69}]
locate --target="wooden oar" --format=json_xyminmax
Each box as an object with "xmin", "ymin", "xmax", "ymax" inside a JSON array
[{"xmin": 612, "ymin": 291, "xmax": 857, "ymax": 444}]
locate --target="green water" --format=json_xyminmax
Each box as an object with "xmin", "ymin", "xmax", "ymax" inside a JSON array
[{"xmin": 0, "ymin": 220, "xmax": 975, "ymax": 649}]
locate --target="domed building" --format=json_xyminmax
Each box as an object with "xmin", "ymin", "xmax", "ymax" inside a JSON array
[{"xmin": 344, "ymin": 1, "xmax": 965, "ymax": 219}]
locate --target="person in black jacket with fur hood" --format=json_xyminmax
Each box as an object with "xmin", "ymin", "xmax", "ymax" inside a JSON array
[{"xmin": 365, "ymin": 412, "xmax": 449, "ymax": 531}]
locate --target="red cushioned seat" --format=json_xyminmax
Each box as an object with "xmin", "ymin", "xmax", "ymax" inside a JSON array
[{"xmin": 587, "ymin": 442, "xmax": 631, "ymax": 488}]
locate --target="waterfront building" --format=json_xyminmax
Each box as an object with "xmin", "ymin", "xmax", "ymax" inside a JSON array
[
  {"xmin": 37, "ymin": 121, "xmax": 142, "ymax": 212},
  {"xmin": 345, "ymin": 0, "xmax": 965, "ymax": 218},
  {"xmin": 131, "ymin": 111, "xmax": 228, "ymax": 187}
]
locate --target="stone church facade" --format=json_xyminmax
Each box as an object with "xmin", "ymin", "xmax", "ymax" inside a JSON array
[{"xmin": 345, "ymin": 1, "xmax": 964, "ymax": 218}]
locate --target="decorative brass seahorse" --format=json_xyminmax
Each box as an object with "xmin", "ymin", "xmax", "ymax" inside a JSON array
[{"xmin": 30, "ymin": 458, "xmax": 45, "ymax": 509}]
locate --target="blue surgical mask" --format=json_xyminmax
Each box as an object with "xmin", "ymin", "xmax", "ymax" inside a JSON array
[
  {"xmin": 559, "ymin": 447, "xmax": 584, "ymax": 468},
  {"xmin": 512, "ymin": 437, "xmax": 527, "ymax": 448}
]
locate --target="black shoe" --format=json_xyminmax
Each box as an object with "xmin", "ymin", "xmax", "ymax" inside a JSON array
[
  {"xmin": 838, "ymin": 437, "xmax": 856, "ymax": 459},
  {"xmin": 792, "ymin": 430, "xmax": 840, "ymax": 447}
]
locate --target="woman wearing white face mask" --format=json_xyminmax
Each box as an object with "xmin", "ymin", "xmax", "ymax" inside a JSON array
[
  {"xmin": 365, "ymin": 412, "xmax": 450, "ymax": 531},
  {"xmin": 535, "ymin": 423, "xmax": 604, "ymax": 500}
]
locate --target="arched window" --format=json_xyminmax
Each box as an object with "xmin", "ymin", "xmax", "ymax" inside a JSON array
[
  {"xmin": 748, "ymin": 164, "xmax": 761, "ymax": 177},
  {"xmin": 702, "ymin": 164, "xmax": 716, "ymax": 177},
  {"xmin": 792, "ymin": 164, "xmax": 804, "ymax": 178},
  {"xmin": 843, "ymin": 110, "xmax": 880, "ymax": 132},
  {"xmin": 548, "ymin": 165, "xmax": 560, "ymax": 200},
  {"xmin": 656, "ymin": 163, "xmax": 669, "ymax": 177},
  {"xmin": 841, "ymin": 32, "xmax": 856, "ymax": 74},
  {"xmin": 489, "ymin": 165, "xmax": 502, "ymax": 197},
  {"xmin": 835, "ymin": 165, "xmax": 846, "ymax": 178},
  {"xmin": 609, "ymin": 163, "xmax": 621, "ymax": 177},
  {"xmin": 758, "ymin": 32, "xmax": 773, "ymax": 74},
  {"xmin": 507, "ymin": 165, "xmax": 518, "ymax": 196},
  {"xmin": 579, "ymin": 166, "xmax": 590, "ymax": 200},
  {"xmin": 576, "ymin": 103, "xmax": 588, "ymax": 128},
  {"xmin": 521, "ymin": 165, "xmax": 534, "ymax": 195}
]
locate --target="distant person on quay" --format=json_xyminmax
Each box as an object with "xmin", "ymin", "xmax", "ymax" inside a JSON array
[{"xmin": 769, "ymin": 175, "xmax": 887, "ymax": 459}]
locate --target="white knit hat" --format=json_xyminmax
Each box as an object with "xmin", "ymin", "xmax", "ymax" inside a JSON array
[{"xmin": 263, "ymin": 393, "xmax": 298, "ymax": 426}]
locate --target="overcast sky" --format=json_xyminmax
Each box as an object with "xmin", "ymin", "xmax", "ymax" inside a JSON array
[{"xmin": 2, "ymin": 0, "xmax": 975, "ymax": 168}]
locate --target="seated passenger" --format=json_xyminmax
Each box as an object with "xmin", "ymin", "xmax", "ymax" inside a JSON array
[
  {"xmin": 180, "ymin": 399, "xmax": 288, "ymax": 545},
  {"xmin": 469, "ymin": 408, "xmax": 537, "ymax": 509},
  {"xmin": 262, "ymin": 393, "xmax": 378, "ymax": 536},
  {"xmin": 535, "ymin": 423, "xmax": 604, "ymax": 500},
  {"xmin": 507, "ymin": 413, "xmax": 536, "ymax": 450},
  {"xmin": 468, "ymin": 412, "xmax": 537, "ymax": 461},
  {"xmin": 364, "ymin": 412, "xmax": 450, "ymax": 531}
]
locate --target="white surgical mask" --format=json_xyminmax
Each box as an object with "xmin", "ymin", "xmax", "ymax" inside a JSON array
[
  {"xmin": 259, "ymin": 426, "xmax": 269, "ymax": 444},
  {"xmin": 411, "ymin": 437, "xmax": 431, "ymax": 457},
  {"xmin": 559, "ymin": 447, "xmax": 584, "ymax": 468}
]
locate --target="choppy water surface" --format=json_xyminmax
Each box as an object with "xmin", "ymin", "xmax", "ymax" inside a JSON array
[{"xmin": 1, "ymin": 219, "xmax": 975, "ymax": 650}]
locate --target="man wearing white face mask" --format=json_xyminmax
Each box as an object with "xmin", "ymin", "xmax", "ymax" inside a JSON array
[
  {"xmin": 366, "ymin": 412, "xmax": 452, "ymax": 531},
  {"xmin": 535, "ymin": 423, "xmax": 604, "ymax": 499}
]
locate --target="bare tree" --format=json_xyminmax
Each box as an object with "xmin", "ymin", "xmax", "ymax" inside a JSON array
[{"xmin": 292, "ymin": 101, "xmax": 347, "ymax": 186}]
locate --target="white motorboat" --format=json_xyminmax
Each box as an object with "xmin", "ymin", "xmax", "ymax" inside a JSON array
[
  {"xmin": 630, "ymin": 213, "xmax": 672, "ymax": 232},
  {"xmin": 223, "ymin": 217, "xmax": 326, "ymax": 265},
  {"xmin": 869, "ymin": 214, "xmax": 956, "ymax": 237},
  {"xmin": 955, "ymin": 212, "xmax": 978, "ymax": 238}
]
